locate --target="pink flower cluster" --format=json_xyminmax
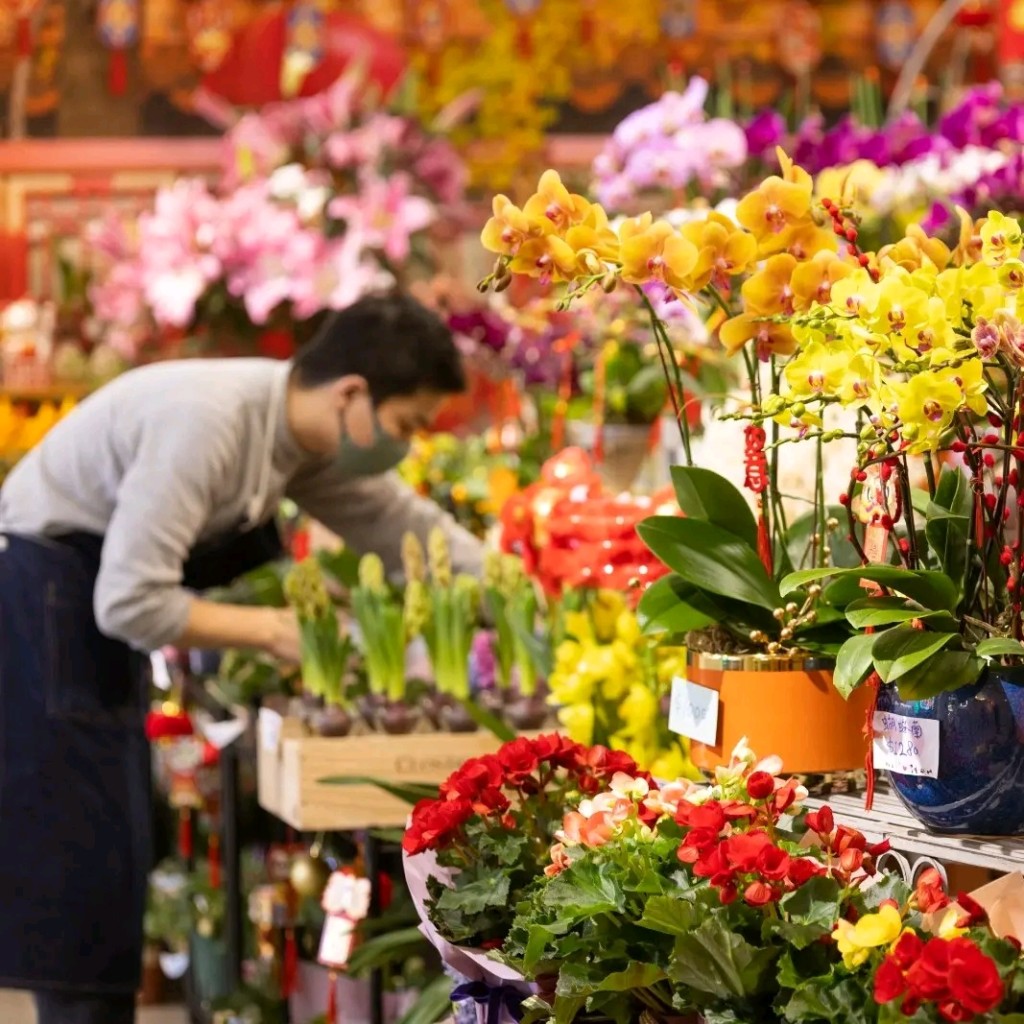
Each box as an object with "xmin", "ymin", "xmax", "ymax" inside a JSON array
[
  {"xmin": 592, "ymin": 77, "xmax": 749, "ymax": 211},
  {"xmin": 88, "ymin": 74, "xmax": 467, "ymax": 358}
]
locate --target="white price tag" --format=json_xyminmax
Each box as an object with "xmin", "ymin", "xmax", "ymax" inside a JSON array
[
  {"xmin": 872, "ymin": 711, "xmax": 939, "ymax": 778},
  {"xmin": 668, "ymin": 677, "xmax": 720, "ymax": 746},
  {"xmin": 258, "ymin": 707, "xmax": 283, "ymax": 754}
]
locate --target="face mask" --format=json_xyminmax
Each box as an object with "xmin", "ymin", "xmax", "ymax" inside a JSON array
[{"xmin": 335, "ymin": 406, "xmax": 410, "ymax": 480}]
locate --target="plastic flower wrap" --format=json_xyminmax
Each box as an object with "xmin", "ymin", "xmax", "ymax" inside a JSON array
[{"xmin": 283, "ymin": 558, "xmax": 351, "ymax": 706}]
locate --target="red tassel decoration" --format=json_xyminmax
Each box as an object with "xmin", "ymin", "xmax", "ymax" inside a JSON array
[
  {"xmin": 178, "ymin": 809, "xmax": 193, "ymax": 860},
  {"xmin": 108, "ymin": 48, "xmax": 128, "ymax": 96},
  {"xmin": 282, "ymin": 927, "xmax": 299, "ymax": 996},
  {"xmin": 208, "ymin": 832, "xmax": 221, "ymax": 889},
  {"xmin": 863, "ymin": 670, "xmax": 882, "ymax": 812},
  {"xmin": 744, "ymin": 425, "xmax": 773, "ymax": 576},
  {"xmin": 326, "ymin": 969, "xmax": 338, "ymax": 1023}
]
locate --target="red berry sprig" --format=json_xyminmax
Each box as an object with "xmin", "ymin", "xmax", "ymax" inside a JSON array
[{"xmin": 821, "ymin": 198, "xmax": 879, "ymax": 282}]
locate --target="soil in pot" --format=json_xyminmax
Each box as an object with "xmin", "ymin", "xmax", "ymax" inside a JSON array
[{"xmin": 877, "ymin": 666, "xmax": 1024, "ymax": 836}]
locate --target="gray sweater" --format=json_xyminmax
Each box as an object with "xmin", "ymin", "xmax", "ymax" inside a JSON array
[{"xmin": 0, "ymin": 358, "xmax": 482, "ymax": 651}]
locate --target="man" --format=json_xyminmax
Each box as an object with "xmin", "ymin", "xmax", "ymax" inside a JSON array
[{"xmin": 0, "ymin": 293, "xmax": 482, "ymax": 1023}]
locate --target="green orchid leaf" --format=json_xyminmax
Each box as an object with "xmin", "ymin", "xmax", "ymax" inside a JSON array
[
  {"xmin": 976, "ymin": 638, "xmax": 1024, "ymax": 659},
  {"xmin": 636, "ymin": 574, "xmax": 721, "ymax": 636},
  {"xmin": 925, "ymin": 467, "xmax": 972, "ymax": 592},
  {"xmin": 780, "ymin": 566, "xmax": 958, "ymax": 613},
  {"xmin": 639, "ymin": 516, "xmax": 782, "ymax": 611},
  {"xmin": 834, "ymin": 632, "xmax": 882, "ymax": 698},
  {"xmin": 872, "ymin": 626, "xmax": 957, "ymax": 684},
  {"xmin": 895, "ymin": 649, "xmax": 984, "ymax": 701},
  {"xmin": 845, "ymin": 596, "xmax": 959, "ymax": 631},
  {"xmin": 669, "ymin": 466, "xmax": 758, "ymax": 547}
]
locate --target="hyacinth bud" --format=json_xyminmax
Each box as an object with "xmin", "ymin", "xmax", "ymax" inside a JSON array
[
  {"xmin": 358, "ymin": 552, "xmax": 386, "ymax": 593},
  {"xmin": 483, "ymin": 549, "xmax": 502, "ymax": 590},
  {"xmin": 284, "ymin": 558, "xmax": 332, "ymax": 620},
  {"xmin": 454, "ymin": 573, "xmax": 480, "ymax": 612},
  {"xmin": 501, "ymin": 553, "xmax": 525, "ymax": 590},
  {"xmin": 402, "ymin": 531, "xmax": 427, "ymax": 584},
  {"xmin": 403, "ymin": 579, "xmax": 429, "ymax": 640},
  {"xmin": 428, "ymin": 526, "xmax": 452, "ymax": 587}
]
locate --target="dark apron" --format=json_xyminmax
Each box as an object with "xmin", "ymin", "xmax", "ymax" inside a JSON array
[{"xmin": 0, "ymin": 521, "xmax": 282, "ymax": 993}]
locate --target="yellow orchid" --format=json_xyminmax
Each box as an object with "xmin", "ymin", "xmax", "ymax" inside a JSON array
[
  {"xmin": 481, "ymin": 194, "xmax": 550, "ymax": 257},
  {"xmin": 741, "ymin": 254, "xmax": 799, "ymax": 316},
  {"xmin": 892, "ymin": 372, "xmax": 967, "ymax": 452},
  {"xmin": 776, "ymin": 219, "xmax": 840, "ymax": 262},
  {"xmin": 719, "ymin": 315, "xmax": 796, "ymax": 359},
  {"xmin": 510, "ymin": 234, "xmax": 582, "ymax": 281},
  {"xmin": 522, "ymin": 169, "xmax": 594, "ymax": 234},
  {"xmin": 830, "ymin": 269, "xmax": 882, "ymax": 318},
  {"xmin": 834, "ymin": 904, "xmax": 904, "ymax": 969},
  {"xmin": 951, "ymin": 206, "xmax": 984, "ymax": 267},
  {"xmin": 736, "ymin": 149, "xmax": 815, "ymax": 248},
  {"xmin": 790, "ymin": 250, "xmax": 857, "ymax": 311},
  {"xmin": 619, "ymin": 218, "xmax": 699, "ymax": 291},
  {"xmin": 877, "ymin": 224, "xmax": 951, "ymax": 273},
  {"xmin": 815, "ymin": 160, "xmax": 886, "ymax": 208},
  {"xmin": 679, "ymin": 212, "xmax": 758, "ymax": 290},
  {"xmin": 783, "ymin": 337, "xmax": 858, "ymax": 402},
  {"xmin": 980, "ymin": 211, "xmax": 1024, "ymax": 267}
]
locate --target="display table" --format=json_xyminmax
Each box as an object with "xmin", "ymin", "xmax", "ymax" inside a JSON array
[{"xmin": 805, "ymin": 787, "xmax": 1024, "ymax": 882}]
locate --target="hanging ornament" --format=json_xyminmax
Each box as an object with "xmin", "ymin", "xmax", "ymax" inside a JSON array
[
  {"xmin": 660, "ymin": 0, "xmax": 697, "ymax": 39},
  {"xmin": 289, "ymin": 837, "xmax": 331, "ymax": 899},
  {"xmin": 876, "ymin": 1, "xmax": 916, "ymax": 71},
  {"xmin": 185, "ymin": 0, "xmax": 233, "ymax": 75},
  {"xmin": 853, "ymin": 462, "xmax": 901, "ymax": 564},
  {"xmin": 96, "ymin": 0, "xmax": 138, "ymax": 96},
  {"xmin": 318, "ymin": 869, "xmax": 372, "ymax": 1023},
  {"xmin": 281, "ymin": 1, "xmax": 323, "ymax": 99},
  {"xmin": 743, "ymin": 424, "xmax": 773, "ymax": 576}
]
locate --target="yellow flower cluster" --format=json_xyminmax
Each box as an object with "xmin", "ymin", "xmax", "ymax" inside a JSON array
[
  {"xmin": 547, "ymin": 591, "xmax": 697, "ymax": 779},
  {"xmin": 482, "ymin": 152, "xmax": 846, "ymax": 361},
  {"xmin": 0, "ymin": 396, "xmax": 75, "ymax": 465},
  {"xmin": 771, "ymin": 208, "xmax": 1009, "ymax": 451}
]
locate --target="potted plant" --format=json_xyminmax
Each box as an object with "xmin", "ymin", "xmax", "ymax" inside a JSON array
[
  {"xmin": 480, "ymin": 160, "xmax": 872, "ymax": 774},
  {"xmin": 284, "ymin": 557, "xmax": 354, "ymax": 736},
  {"xmin": 748, "ymin": 206, "xmax": 1024, "ymax": 835},
  {"xmin": 495, "ymin": 739, "xmax": 1024, "ymax": 1024}
]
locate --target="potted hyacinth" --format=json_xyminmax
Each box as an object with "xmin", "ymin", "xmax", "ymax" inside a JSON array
[
  {"xmin": 283, "ymin": 558, "xmax": 354, "ymax": 737},
  {"xmin": 480, "ymin": 159, "xmax": 871, "ymax": 777},
  {"xmin": 350, "ymin": 548, "xmax": 423, "ymax": 735}
]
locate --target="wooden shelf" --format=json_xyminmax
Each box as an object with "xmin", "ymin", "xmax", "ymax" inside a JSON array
[{"xmin": 805, "ymin": 788, "xmax": 1024, "ymax": 877}]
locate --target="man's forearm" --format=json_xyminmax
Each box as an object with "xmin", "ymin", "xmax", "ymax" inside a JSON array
[{"xmin": 175, "ymin": 597, "xmax": 283, "ymax": 653}]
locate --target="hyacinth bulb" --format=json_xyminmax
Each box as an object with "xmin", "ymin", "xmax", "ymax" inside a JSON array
[
  {"xmin": 401, "ymin": 531, "xmax": 427, "ymax": 583},
  {"xmin": 428, "ymin": 526, "xmax": 452, "ymax": 587},
  {"xmin": 358, "ymin": 552, "xmax": 386, "ymax": 593},
  {"xmin": 284, "ymin": 558, "xmax": 332, "ymax": 620}
]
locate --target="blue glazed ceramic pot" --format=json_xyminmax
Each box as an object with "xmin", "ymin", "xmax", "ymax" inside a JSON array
[{"xmin": 876, "ymin": 666, "xmax": 1024, "ymax": 835}]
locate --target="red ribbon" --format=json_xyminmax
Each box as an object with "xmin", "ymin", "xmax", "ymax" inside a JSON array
[
  {"xmin": 863, "ymin": 670, "xmax": 882, "ymax": 812},
  {"xmin": 178, "ymin": 809, "xmax": 193, "ymax": 860}
]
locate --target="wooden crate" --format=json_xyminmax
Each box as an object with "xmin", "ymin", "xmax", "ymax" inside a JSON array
[{"xmin": 257, "ymin": 712, "xmax": 512, "ymax": 831}]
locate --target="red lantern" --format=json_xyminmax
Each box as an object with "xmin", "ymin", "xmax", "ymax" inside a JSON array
[{"xmin": 201, "ymin": 10, "xmax": 406, "ymax": 108}]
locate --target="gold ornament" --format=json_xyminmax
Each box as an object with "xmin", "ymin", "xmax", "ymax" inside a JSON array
[{"xmin": 290, "ymin": 846, "xmax": 330, "ymax": 899}]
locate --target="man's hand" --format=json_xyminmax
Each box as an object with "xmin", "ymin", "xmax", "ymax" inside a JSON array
[{"xmin": 264, "ymin": 607, "xmax": 302, "ymax": 664}]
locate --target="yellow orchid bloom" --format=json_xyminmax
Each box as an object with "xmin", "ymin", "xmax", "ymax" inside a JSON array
[
  {"xmin": 892, "ymin": 372, "xmax": 964, "ymax": 452},
  {"xmin": 719, "ymin": 315, "xmax": 796, "ymax": 359},
  {"xmin": 481, "ymin": 194, "xmax": 550, "ymax": 257},
  {"xmin": 736, "ymin": 151, "xmax": 814, "ymax": 245},
  {"xmin": 951, "ymin": 206, "xmax": 984, "ymax": 267},
  {"xmin": 834, "ymin": 904, "xmax": 904, "ymax": 969},
  {"xmin": 741, "ymin": 253, "xmax": 799, "ymax": 316},
  {"xmin": 783, "ymin": 338, "xmax": 857, "ymax": 401},
  {"xmin": 509, "ymin": 234, "xmax": 581, "ymax": 281},
  {"xmin": 830, "ymin": 269, "xmax": 882, "ymax": 318},
  {"xmin": 815, "ymin": 160, "xmax": 886, "ymax": 208},
  {"xmin": 980, "ymin": 211, "xmax": 1024, "ymax": 267},
  {"xmin": 522, "ymin": 169, "xmax": 594, "ymax": 234},
  {"xmin": 878, "ymin": 224, "xmax": 951, "ymax": 273},
  {"xmin": 619, "ymin": 219, "xmax": 699, "ymax": 291},
  {"xmin": 790, "ymin": 250, "xmax": 857, "ymax": 310},
  {"xmin": 776, "ymin": 219, "xmax": 840, "ymax": 262},
  {"xmin": 679, "ymin": 212, "xmax": 758, "ymax": 290}
]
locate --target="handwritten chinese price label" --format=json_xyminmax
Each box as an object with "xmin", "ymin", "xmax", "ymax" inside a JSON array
[
  {"xmin": 669, "ymin": 677, "xmax": 720, "ymax": 746},
  {"xmin": 872, "ymin": 711, "xmax": 940, "ymax": 778}
]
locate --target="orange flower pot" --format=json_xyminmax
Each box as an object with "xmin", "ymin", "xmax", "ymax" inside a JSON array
[{"xmin": 686, "ymin": 651, "xmax": 872, "ymax": 775}]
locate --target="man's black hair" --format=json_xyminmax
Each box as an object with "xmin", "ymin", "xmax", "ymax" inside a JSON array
[{"xmin": 292, "ymin": 292, "xmax": 466, "ymax": 402}]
